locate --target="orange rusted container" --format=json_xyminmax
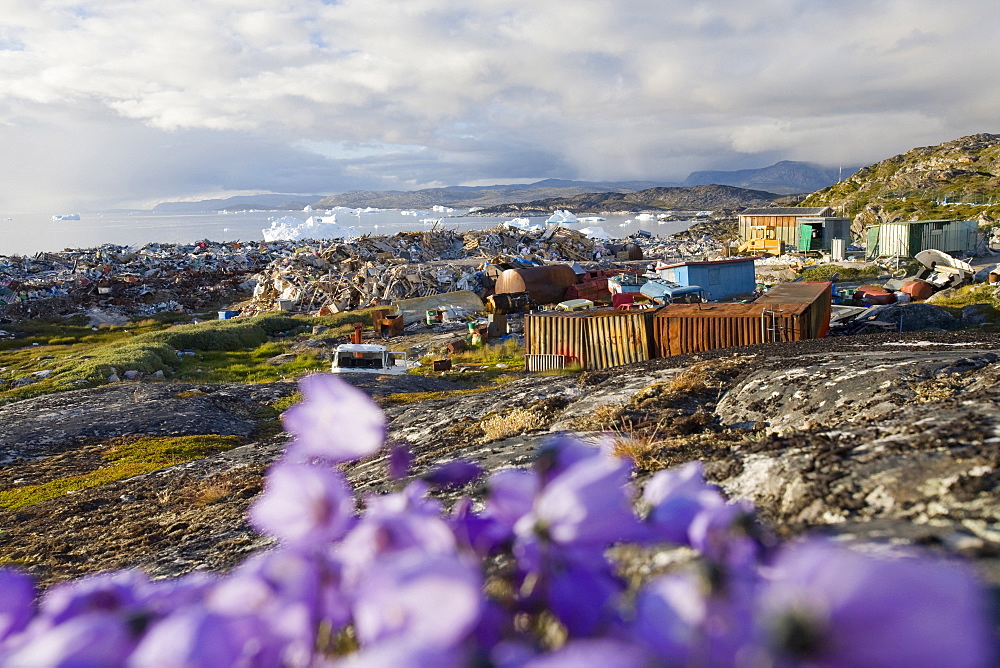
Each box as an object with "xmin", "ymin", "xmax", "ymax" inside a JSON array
[{"xmin": 653, "ymin": 282, "xmax": 832, "ymax": 357}]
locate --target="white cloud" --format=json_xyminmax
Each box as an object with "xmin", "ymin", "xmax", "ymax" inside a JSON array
[{"xmin": 0, "ymin": 0, "xmax": 998, "ymax": 210}]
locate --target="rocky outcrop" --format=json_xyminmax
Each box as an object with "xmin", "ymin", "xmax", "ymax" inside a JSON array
[{"xmin": 2, "ymin": 332, "xmax": 998, "ymax": 591}]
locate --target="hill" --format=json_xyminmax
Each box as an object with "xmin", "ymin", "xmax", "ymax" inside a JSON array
[
  {"xmin": 473, "ymin": 184, "xmax": 786, "ymax": 216},
  {"xmin": 310, "ymin": 179, "xmax": 673, "ymax": 210},
  {"xmin": 683, "ymin": 160, "xmax": 856, "ymax": 195},
  {"xmin": 800, "ymin": 133, "xmax": 1000, "ymax": 224},
  {"xmin": 152, "ymin": 193, "xmax": 325, "ymax": 213}
]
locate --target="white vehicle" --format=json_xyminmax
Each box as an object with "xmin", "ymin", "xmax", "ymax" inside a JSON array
[{"xmin": 330, "ymin": 344, "xmax": 419, "ymax": 375}]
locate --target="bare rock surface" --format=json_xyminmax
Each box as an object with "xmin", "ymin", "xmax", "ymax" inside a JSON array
[{"xmin": 1, "ymin": 331, "xmax": 998, "ymax": 593}]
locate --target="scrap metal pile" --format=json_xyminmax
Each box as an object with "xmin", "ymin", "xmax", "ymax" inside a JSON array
[
  {"xmin": 0, "ymin": 241, "xmax": 290, "ymax": 320},
  {"xmin": 241, "ymin": 226, "xmax": 601, "ymax": 315},
  {"xmin": 2, "ymin": 223, "xmax": 733, "ymax": 320}
]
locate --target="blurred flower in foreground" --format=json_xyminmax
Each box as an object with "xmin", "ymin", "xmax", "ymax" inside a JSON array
[
  {"xmin": 758, "ymin": 540, "xmax": 995, "ymax": 667},
  {"xmin": 0, "ymin": 569, "xmax": 35, "ymax": 642},
  {"xmin": 249, "ymin": 462, "xmax": 355, "ymax": 545},
  {"xmin": 423, "ymin": 458, "xmax": 483, "ymax": 489},
  {"xmin": 282, "ymin": 373, "xmax": 386, "ymax": 463}
]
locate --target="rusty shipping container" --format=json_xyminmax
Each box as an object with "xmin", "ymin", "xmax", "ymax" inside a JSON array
[
  {"xmin": 494, "ymin": 265, "xmax": 579, "ymax": 305},
  {"xmin": 524, "ymin": 308, "xmax": 660, "ymax": 371},
  {"xmin": 653, "ymin": 281, "xmax": 831, "ymax": 357}
]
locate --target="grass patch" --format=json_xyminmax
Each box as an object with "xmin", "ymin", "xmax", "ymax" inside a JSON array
[
  {"xmin": 0, "ymin": 434, "xmax": 241, "ymax": 511},
  {"xmin": 797, "ymin": 264, "xmax": 885, "ymax": 282},
  {"xmin": 380, "ymin": 387, "xmax": 492, "ymax": 406}
]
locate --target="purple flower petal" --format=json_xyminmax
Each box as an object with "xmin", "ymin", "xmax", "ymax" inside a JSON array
[
  {"xmin": 523, "ymin": 638, "xmax": 651, "ymax": 667},
  {"xmin": 6, "ymin": 612, "xmax": 134, "ymax": 667},
  {"xmin": 249, "ymin": 462, "xmax": 355, "ymax": 545},
  {"xmin": 423, "ymin": 459, "xmax": 483, "ymax": 489},
  {"xmin": 388, "ymin": 442, "xmax": 413, "ymax": 480},
  {"xmin": 353, "ymin": 553, "xmax": 482, "ymax": 649},
  {"xmin": 128, "ymin": 610, "xmax": 264, "ymax": 667},
  {"xmin": 283, "ymin": 374, "xmax": 386, "ymax": 463},
  {"xmin": 0, "ymin": 569, "xmax": 35, "ymax": 642},
  {"xmin": 760, "ymin": 540, "xmax": 995, "ymax": 667},
  {"xmin": 517, "ymin": 454, "xmax": 644, "ymax": 549},
  {"xmin": 632, "ymin": 573, "xmax": 705, "ymax": 664}
]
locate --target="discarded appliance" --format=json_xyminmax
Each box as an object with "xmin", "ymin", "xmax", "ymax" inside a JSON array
[
  {"xmin": 218, "ymin": 310, "xmax": 239, "ymax": 320},
  {"xmin": 911, "ymin": 249, "xmax": 975, "ymax": 291},
  {"xmin": 524, "ymin": 307, "xmax": 660, "ymax": 371},
  {"xmin": 330, "ymin": 343, "xmax": 419, "ymax": 375},
  {"xmin": 607, "ymin": 273, "xmax": 647, "ymax": 294},
  {"xmin": 391, "ymin": 290, "xmax": 486, "ymax": 326},
  {"xmin": 639, "ymin": 280, "xmax": 707, "ymax": 305},
  {"xmin": 487, "ymin": 292, "xmax": 532, "ymax": 314},
  {"xmin": 653, "ymin": 281, "xmax": 832, "ymax": 357},
  {"xmin": 648, "ymin": 257, "xmax": 756, "ymax": 301},
  {"xmin": 555, "ymin": 299, "xmax": 594, "ymax": 311}
]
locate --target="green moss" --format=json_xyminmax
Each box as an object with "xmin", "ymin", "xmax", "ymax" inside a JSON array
[{"xmin": 0, "ymin": 434, "xmax": 241, "ymax": 511}]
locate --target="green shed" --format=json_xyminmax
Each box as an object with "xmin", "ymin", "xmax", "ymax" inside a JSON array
[{"xmin": 865, "ymin": 219, "xmax": 978, "ymax": 260}]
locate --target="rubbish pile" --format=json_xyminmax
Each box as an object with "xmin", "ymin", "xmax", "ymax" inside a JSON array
[
  {"xmin": 0, "ymin": 241, "xmax": 290, "ymax": 320},
  {"xmin": 241, "ymin": 226, "xmax": 600, "ymax": 315},
  {"xmin": 1, "ymin": 221, "xmax": 737, "ymax": 321}
]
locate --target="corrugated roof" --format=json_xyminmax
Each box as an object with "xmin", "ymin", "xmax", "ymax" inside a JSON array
[
  {"xmin": 739, "ymin": 207, "xmax": 833, "ymax": 216},
  {"xmin": 755, "ymin": 281, "xmax": 831, "ymax": 305}
]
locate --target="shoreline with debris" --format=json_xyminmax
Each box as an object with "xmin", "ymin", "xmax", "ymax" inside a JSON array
[{"xmin": 1, "ymin": 219, "xmax": 739, "ymax": 323}]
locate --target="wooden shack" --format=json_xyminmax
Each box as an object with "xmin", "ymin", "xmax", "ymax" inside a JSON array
[{"xmin": 738, "ymin": 207, "xmax": 834, "ymax": 249}]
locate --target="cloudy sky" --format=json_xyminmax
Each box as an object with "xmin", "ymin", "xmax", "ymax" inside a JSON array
[{"xmin": 1, "ymin": 0, "xmax": 998, "ymax": 211}]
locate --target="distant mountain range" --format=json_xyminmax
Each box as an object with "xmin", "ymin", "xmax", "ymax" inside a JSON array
[
  {"xmin": 684, "ymin": 160, "xmax": 859, "ymax": 195},
  {"xmin": 474, "ymin": 184, "xmax": 785, "ymax": 216},
  {"xmin": 151, "ymin": 161, "xmax": 848, "ymax": 213}
]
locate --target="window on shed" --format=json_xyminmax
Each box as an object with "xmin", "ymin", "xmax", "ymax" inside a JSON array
[{"xmin": 931, "ymin": 222, "xmax": 946, "ymax": 233}]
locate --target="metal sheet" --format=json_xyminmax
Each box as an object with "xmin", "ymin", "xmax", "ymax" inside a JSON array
[{"xmin": 525, "ymin": 308, "xmax": 659, "ymax": 370}]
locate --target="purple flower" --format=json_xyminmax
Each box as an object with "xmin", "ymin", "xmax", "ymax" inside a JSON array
[
  {"xmin": 282, "ymin": 373, "xmax": 386, "ymax": 463},
  {"xmin": 631, "ymin": 573, "xmax": 704, "ymax": 664},
  {"xmin": 387, "ymin": 442, "xmax": 413, "ymax": 480},
  {"xmin": 335, "ymin": 483, "xmax": 457, "ymax": 587},
  {"xmin": 128, "ymin": 609, "xmax": 264, "ymax": 667},
  {"xmin": 353, "ymin": 552, "xmax": 483, "ymax": 650},
  {"xmin": 37, "ymin": 569, "xmax": 151, "ymax": 627},
  {"xmin": 423, "ymin": 458, "xmax": 483, "ymax": 489},
  {"xmin": 532, "ymin": 434, "xmax": 603, "ymax": 485},
  {"xmin": 249, "ymin": 462, "xmax": 355, "ymax": 545},
  {"xmin": 0, "ymin": 569, "xmax": 35, "ymax": 642},
  {"xmin": 642, "ymin": 462, "xmax": 727, "ymax": 545},
  {"xmin": 5, "ymin": 612, "xmax": 134, "ymax": 667},
  {"xmin": 758, "ymin": 539, "xmax": 995, "ymax": 667},
  {"xmin": 522, "ymin": 638, "xmax": 652, "ymax": 667},
  {"xmin": 545, "ymin": 557, "xmax": 625, "ymax": 636},
  {"xmin": 516, "ymin": 453, "xmax": 644, "ymax": 551}
]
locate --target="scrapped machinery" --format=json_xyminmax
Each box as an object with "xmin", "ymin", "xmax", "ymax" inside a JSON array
[{"xmin": 737, "ymin": 226, "xmax": 785, "ymax": 256}]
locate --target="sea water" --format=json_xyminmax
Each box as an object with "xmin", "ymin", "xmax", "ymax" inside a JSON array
[{"xmin": 0, "ymin": 208, "xmax": 695, "ymax": 256}]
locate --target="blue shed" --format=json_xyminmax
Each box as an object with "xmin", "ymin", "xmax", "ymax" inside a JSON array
[{"xmin": 651, "ymin": 257, "xmax": 756, "ymax": 301}]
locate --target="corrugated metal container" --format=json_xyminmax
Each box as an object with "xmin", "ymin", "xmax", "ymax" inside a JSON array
[
  {"xmin": 754, "ymin": 281, "xmax": 832, "ymax": 339},
  {"xmin": 524, "ymin": 308, "xmax": 660, "ymax": 370},
  {"xmin": 494, "ymin": 265, "xmax": 579, "ymax": 305},
  {"xmin": 866, "ymin": 220, "xmax": 978, "ymax": 259},
  {"xmin": 653, "ymin": 282, "xmax": 831, "ymax": 357}
]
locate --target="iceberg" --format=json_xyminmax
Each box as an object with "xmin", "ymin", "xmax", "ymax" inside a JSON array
[
  {"xmin": 262, "ymin": 215, "xmax": 358, "ymax": 242},
  {"xmin": 579, "ymin": 226, "xmax": 613, "ymax": 240},
  {"xmin": 505, "ymin": 217, "xmax": 532, "ymax": 229},
  {"xmin": 546, "ymin": 209, "xmax": 578, "ymax": 225},
  {"xmin": 52, "ymin": 213, "xmax": 80, "ymax": 221}
]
